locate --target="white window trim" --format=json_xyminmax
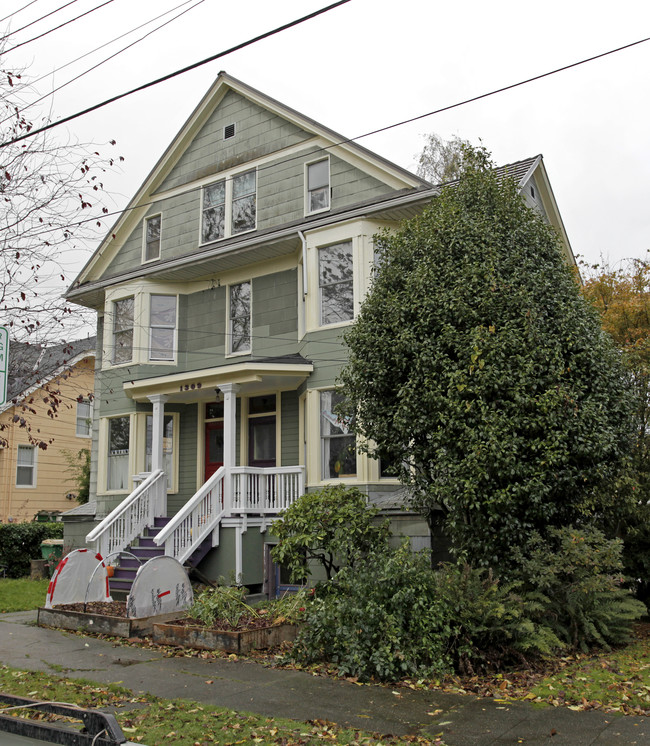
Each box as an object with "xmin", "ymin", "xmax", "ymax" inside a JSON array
[
  {"xmin": 75, "ymin": 399, "xmax": 93, "ymax": 438},
  {"xmin": 226, "ymin": 280, "xmax": 252, "ymax": 358},
  {"xmin": 15, "ymin": 444, "xmax": 36, "ymax": 488},
  {"xmin": 148, "ymin": 294, "xmax": 178, "ymax": 364},
  {"xmin": 304, "ymin": 157, "xmax": 330, "ymax": 216},
  {"xmin": 110, "ymin": 294, "xmax": 136, "ymax": 367},
  {"xmin": 199, "ymin": 167, "xmax": 257, "ymax": 245},
  {"xmin": 142, "ymin": 213, "xmax": 162, "ymax": 264}
]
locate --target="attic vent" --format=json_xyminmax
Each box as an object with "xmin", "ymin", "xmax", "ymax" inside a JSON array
[
  {"xmin": 224, "ymin": 123, "xmax": 236, "ymax": 140},
  {"xmin": 530, "ymin": 185, "xmax": 536, "ymax": 198}
]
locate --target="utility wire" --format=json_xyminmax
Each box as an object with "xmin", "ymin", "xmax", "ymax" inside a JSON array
[
  {"xmin": 5, "ymin": 0, "xmax": 115, "ymax": 54},
  {"xmin": 0, "ymin": 0, "xmax": 42, "ymax": 26},
  {"xmin": 0, "ymin": 0, "xmax": 353, "ymax": 148},
  {"xmin": 4, "ymin": 0, "xmax": 205, "ymax": 124},
  {"xmin": 0, "ymin": 0, "xmax": 79, "ymax": 40}
]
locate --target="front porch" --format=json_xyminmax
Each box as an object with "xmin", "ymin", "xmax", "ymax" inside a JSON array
[{"xmin": 86, "ymin": 359, "xmax": 313, "ymax": 591}]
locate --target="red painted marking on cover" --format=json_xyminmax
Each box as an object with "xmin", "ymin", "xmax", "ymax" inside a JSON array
[
  {"xmin": 157, "ymin": 590, "xmax": 171, "ymax": 598},
  {"xmin": 48, "ymin": 556, "xmax": 68, "ymax": 599}
]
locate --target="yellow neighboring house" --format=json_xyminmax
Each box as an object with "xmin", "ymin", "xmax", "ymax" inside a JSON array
[{"xmin": 0, "ymin": 337, "xmax": 96, "ymax": 523}]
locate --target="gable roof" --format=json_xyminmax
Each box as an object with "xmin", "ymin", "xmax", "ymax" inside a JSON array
[
  {"xmin": 68, "ymin": 72, "xmax": 431, "ymax": 298},
  {"xmin": 4, "ymin": 336, "xmax": 96, "ymax": 411}
]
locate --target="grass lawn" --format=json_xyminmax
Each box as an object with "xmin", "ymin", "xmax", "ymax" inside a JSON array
[
  {"xmin": 0, "ymin": 665, "xmax": 439, "ymax": 745},
  {"xmin": 0, "ymin": 578, "xmax": 49, "ymax": 613}
]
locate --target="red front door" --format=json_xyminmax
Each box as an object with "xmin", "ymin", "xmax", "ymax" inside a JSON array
[{"xmin": 205, "ymin": 421, "xmax": 224, "ymax": 480}]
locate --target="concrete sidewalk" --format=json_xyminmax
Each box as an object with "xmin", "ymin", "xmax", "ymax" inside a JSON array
[{"xmin": 0, "ymin": 610, "xmax": 647, "ymax": 745}]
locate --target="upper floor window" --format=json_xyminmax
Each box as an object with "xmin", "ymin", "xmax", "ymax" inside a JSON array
[
  {"xmin": 144, "ymin": 214, "xmax": 161, "ymax": 262},
  {"xmin": 149, "ymin": 295, "xmax": 177, "ymax": 361},
  {"xmin": 113, "ymin": 297, "xmax": 134, "ymax": 364},
  {"xmin": 319, "ymin": 241, "xmax": 353, "ymax": 325},
  {"xmin": 16, "ymin": 444, "xmax": 36, "ymax": 487},
  {"xmin": 307, "ymin": 159, "xmax": 330, "ymax": 214},
  {"xmin": 229, "ymin": 281, "xmax": 251, "ymax": 354},
  {"xmin": 76, "ymin": 399, "xmax": 93, "ymax": 437},
  {"xmin": 201, "ymin": 169, "xmax": 256, "ymax": 244}
]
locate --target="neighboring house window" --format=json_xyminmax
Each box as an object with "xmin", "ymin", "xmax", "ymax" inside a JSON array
[
  {"xmin": 319, "ymin": 241, "xmax": 353, "ymax": 325},
  {"xmin": 113, "ymin": 297, "xmax": 134, "ymax": 364},
  {"xmin": 145, "ymin": 414, "xmax": 174, "ymax": 483},
  {"xmin": 149, "ymin": 295, "xmax": 177, "ymax": 361},
  {"xmin": 144, "ymin": 214, "xmax": 161, "ymax": 262},
  {"xmin": 231, "ymin": 170, "xmax": 256, "ymax": 234},
  {"xmin": 107, "ymin": 417, "xmax": 130, "ymax": 491},
  {"xmin": 202, "ymin": 181, "xmax": 226, "ymax": 242},
  {"xmin": 307, "ymin": 159, "xmax": 330, "ymax": 213},
  {"xmin": 16, "ymin": 445, "xmax": 36, "ymax": 487},
  {"xmin": 229, "ymin": 281, "xmax": 251, "ymax": 354},
  {"xmin": 320, "ymin": 390, "xmax": 356, "ymax": 479},
  {"xmin": 76, "ymin": 399, "xmax": 93, "ymax": 437},
  {"xmin": 201, "ymin": 169, "xmax": 256, "ymax": 243}
]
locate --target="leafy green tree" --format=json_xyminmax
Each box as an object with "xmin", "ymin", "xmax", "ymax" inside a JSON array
[
  {"xmin": 340, "ymin": 147, "xmax": 634, "ymax": 572},
  {"xmin": 64, "ymin": 448, "xmax": 91, "ymax": 504},
  {"xmin": 270, "ymin": 485, "xmax": 390, "ymax": 582}
]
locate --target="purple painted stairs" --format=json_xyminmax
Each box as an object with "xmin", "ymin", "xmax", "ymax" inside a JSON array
[{"xmin": 109, "ymin": 516, "xmax": 213, "ymax": 599}]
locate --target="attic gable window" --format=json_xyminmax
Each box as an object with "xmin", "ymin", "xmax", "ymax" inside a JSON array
[
  {"xmin": 306, "ymin": 158, "xmax": 330, "ymax": 214},
  {"xmin": 144, "ymin": 214, "xmax": 161, "ymax": 262},
  {"xmin": 201, "ymin": 169, "xmax": 256, "ymax": 244}
]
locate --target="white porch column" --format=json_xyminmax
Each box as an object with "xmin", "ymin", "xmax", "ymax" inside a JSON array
[
  {"xmin": 219, "ymin": 383, "xmax": 240, "ymax": 514},
  {"xmin": 147, "ymin": 394, "xmax": 169, "ymax": 472}
]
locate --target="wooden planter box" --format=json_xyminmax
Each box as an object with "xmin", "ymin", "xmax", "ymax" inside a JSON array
[
  {"xmin": 37, "ymin": 607, "xmax": 184, "ymax": 638},
  {"xmin": 152, "ymin": 620, "xmax": 298, "ymax": 654}
]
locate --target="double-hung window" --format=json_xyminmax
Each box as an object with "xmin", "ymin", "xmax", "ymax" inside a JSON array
[
  {"xmin": 107, "ymin": 416, "xmax": 130, "ymax": 491},
  {"xmin": 201, "ymin": 169, "xmax": 256, "ymax": 243},
  {"xmin": 320, "ymin": 390, "xmax": 356, "ymax": 479},
  {"xmin": 149, "ymin": 295, "xmax": 177, "ymax": 361},
  {"xmin": 319, "ymin": 241, "xmax": 354, "ymax": 325},
  {"xmin": 113, "ymin": 297, "xmax": 134, "ymax": 364},
  {"xmin": 229, "ymin": 281, "xmax": 251, "ymax": 354},
  {"xmin": 76, "ymin": 399, "xmax": 93, "ymax": 437},
  {"xmin": 307, "ymin": 159, "xmax": 330, "ymax": 213},
  {"xmin": 16, "ymin": 444, "xmax": 36, "ymax": 487},
  {"xmin": 144, "ymin": 214, "xmax": 161, "ymax": 262}
]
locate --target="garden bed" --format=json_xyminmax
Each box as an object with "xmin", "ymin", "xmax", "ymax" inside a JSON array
[
  {"xmin": 37, "ymin": 602, "xmax": 185, "ymax": 638},
  {"xmin": 152, "ymin": 617, "xmax": 298, "ymax": 654}
]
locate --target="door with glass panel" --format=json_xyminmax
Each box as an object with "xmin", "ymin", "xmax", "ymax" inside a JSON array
[{"xmin": 204, "ymin": 402, "xmax": 224, "ymax": 480}]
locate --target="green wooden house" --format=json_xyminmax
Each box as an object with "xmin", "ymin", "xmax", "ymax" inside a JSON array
[{"xmin": 65, "ymin": 72, "xmax": 574, "ymax": 595}]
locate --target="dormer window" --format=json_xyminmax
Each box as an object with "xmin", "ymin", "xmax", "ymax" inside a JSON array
[{"xmin": 306, "ymin": 158, "xmax": 330, "ymax": 214}]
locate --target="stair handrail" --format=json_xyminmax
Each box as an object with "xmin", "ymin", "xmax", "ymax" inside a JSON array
[
  {"xmin": 86, "ymin": 470, "xmax": 166, "ymax": 559},
  {"xmin": 154, "ymin": 466, "xmax": 226, "ymax": 564}
]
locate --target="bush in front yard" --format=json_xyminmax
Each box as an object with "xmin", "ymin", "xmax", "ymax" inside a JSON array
[
  {"xmin": 291, "ymin": 544, "xmax": 558, "ymax": 681},
  {"xmin": 0, "ymin": 522, "xmax": 63, "ymax": 578},
  {"xmin": 516, "ymin": 526, "xmax": 647, "ymax": 651}
]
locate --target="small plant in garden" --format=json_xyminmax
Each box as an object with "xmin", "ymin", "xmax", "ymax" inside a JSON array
[
  {"xmin": 189, "ymin": 584, "xmax": 257, "ymax": 629},
  {"xmin": 270, "ymin": 485, "xmax": 390, "ymax": 582}
]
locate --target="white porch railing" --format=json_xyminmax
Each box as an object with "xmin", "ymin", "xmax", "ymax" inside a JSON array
[
  {"xmin": 86, "ymin": 470, "xmax": 166, "ymax": 559},
  {"xmin": 232, "ymin": 466, "xmax": 304, "ymax": 513},
  {"xmin": 154, "ymin": 465, "xmax": 305, "ymax": 565},
  {"xmin": 154, "ymin": 467, "xmax": 226, "ymax": 565}
]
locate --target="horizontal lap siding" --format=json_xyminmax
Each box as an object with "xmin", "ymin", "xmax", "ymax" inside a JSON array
[
  {"xmin": 251, "ymin": 270, "xmax": 298, "ymax": 357},
  {"xmin": 281, "ymin": 391, "xmax": 299, "ymax": 467}
]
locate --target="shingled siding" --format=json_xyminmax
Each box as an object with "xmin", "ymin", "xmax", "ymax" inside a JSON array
[
  {"xmin": 184, "ymin": 285, "xmax": 228, "ymax": 369},
  {"xmin": 160, "ymin": 90, "xmax": 313, "ymax": 194},
  {"xmin": 298, "ymin": 326, "xmax": 350, "ymax": 392}
]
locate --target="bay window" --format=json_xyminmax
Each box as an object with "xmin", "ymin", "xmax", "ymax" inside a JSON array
[
  {"xmin": 149, "ymin": 295, "xmax": 177, "ymax": 361},
  {"xmin": 229, "ymin": 281, "xmax": 251, "ymax": 354},
  {"xmin": 319, "ymin": 241, "xmax": 353, "ymax": 325},
  {"xmin": 113, "ymin": 297, "xmax": 134, "ymax": 364}
]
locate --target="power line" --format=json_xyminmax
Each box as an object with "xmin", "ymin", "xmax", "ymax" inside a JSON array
[
  {"xmin": 3, "ymin": 0, "xmax": 206, "ymax": 125},
  {"xmin": 0, "ymin": 0, "xmax": 79, "ymax": 40},
  {"xmin": 0, "ymin": 0, "xmax": 353, "ymax": 148},
  {"xmin": 0, "ymin": 0, "xmax": 42, "ymax": 26},
  {"xmin": 5, "ymin": 0, "xmax": 115, "ymax": 54}
]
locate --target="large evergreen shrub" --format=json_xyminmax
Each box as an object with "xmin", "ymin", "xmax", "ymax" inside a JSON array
[{"xmin": 0, "ymin": 522, "xmax": 63, "ymax": 578}]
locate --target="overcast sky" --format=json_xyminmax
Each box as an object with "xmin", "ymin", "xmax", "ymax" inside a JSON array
[{"xmin": 4, "ymin": 0, "xmax": 650, "ymax": 281}]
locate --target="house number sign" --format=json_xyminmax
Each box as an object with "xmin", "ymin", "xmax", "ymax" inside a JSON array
[{"xmin": 179, "ymin": 381, "xmax": 202, "ymax": 392}]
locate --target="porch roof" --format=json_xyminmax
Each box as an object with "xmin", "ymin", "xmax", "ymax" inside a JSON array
[{"xmin": 123, "ymin": 355, "xmax": 313, "ymax": 403}]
